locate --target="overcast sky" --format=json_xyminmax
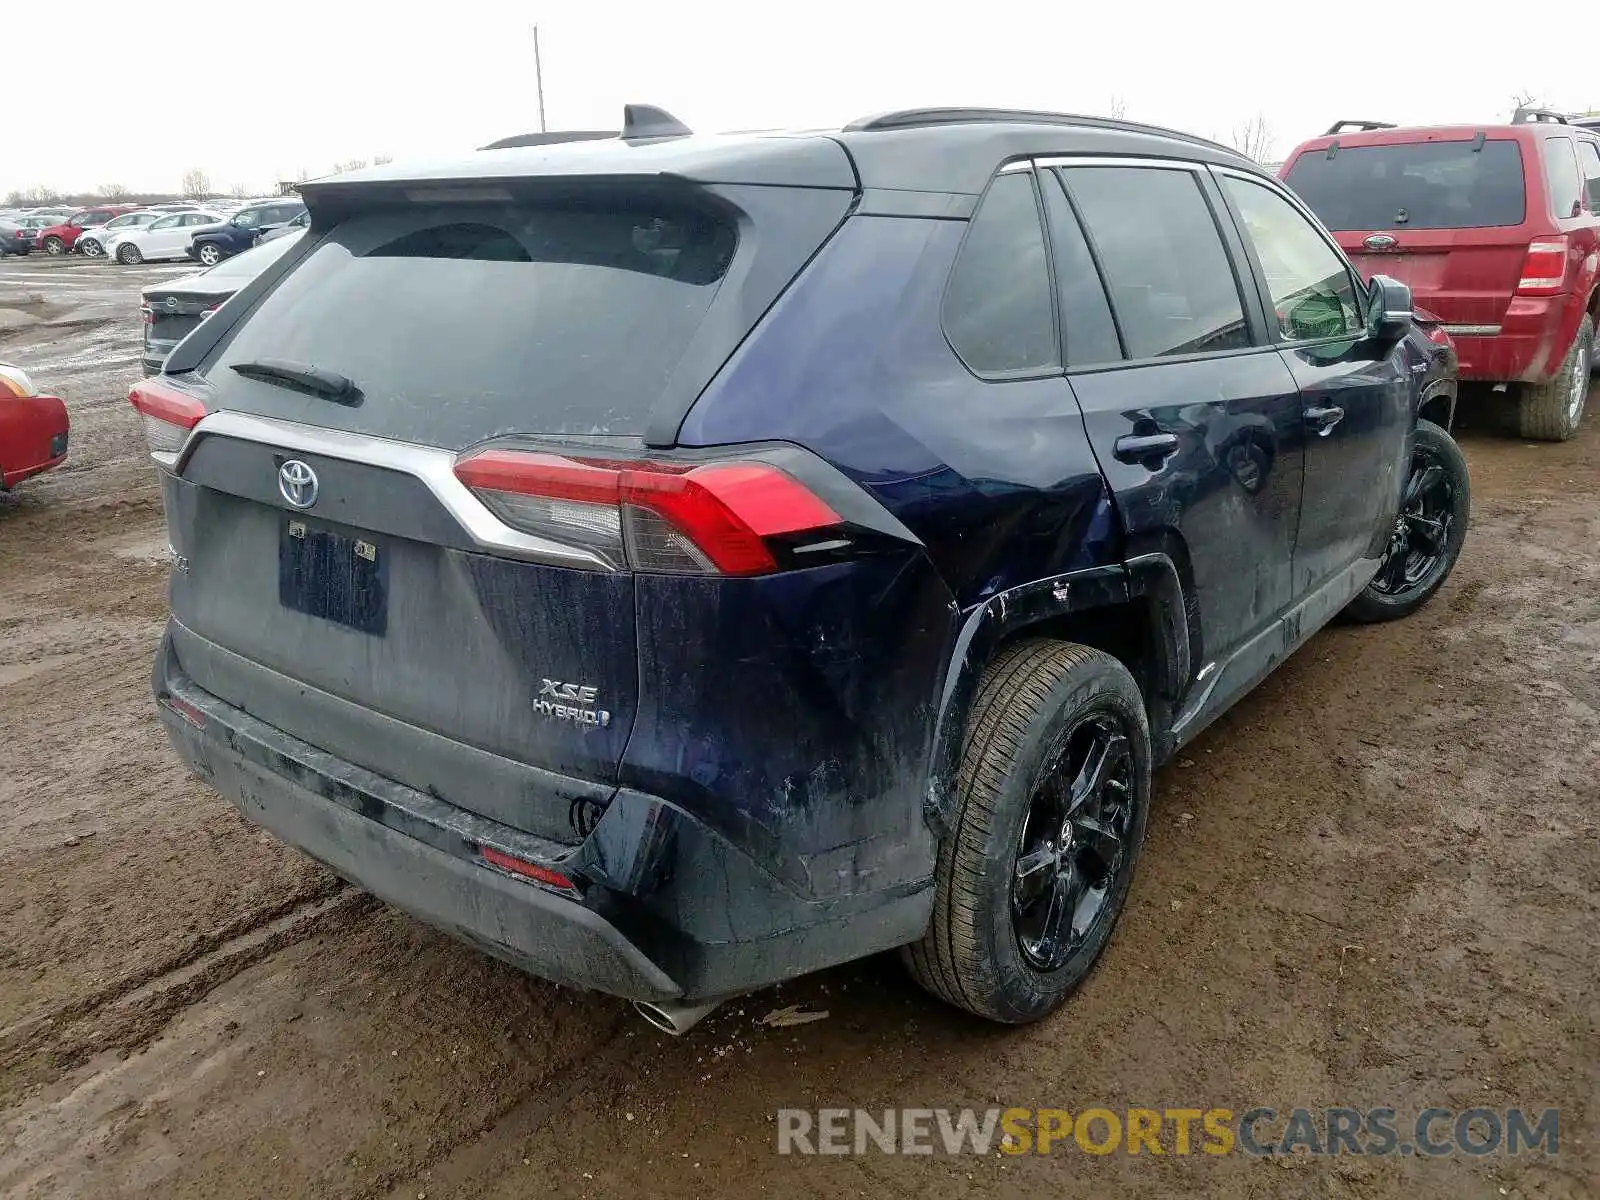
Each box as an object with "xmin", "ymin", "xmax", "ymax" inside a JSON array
[{"xmin": 7, "ymin": 1, "xmax": 1590, "ymax": 198}]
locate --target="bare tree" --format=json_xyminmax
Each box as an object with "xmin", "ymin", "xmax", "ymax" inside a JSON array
[
  {"xmin": 1230, "ymin": 115, "xmax": 1275, "ymax": 163},
  {"xmin": 373, "ymin": 153, "xmax": 394, "ymax": 165},
  {"xmin": 2, "ymin": 190, "xmax": 23, "ymax": 206},
  {"xmin": 25, "ymin": 184, "xmax": 64, "ymax": 204},
  {"xmin": 97, "ymin": 182, "xmax": 132, "ymax": 201},
  {"xmin": 1107, "ymin": 95, "xmax": 1128, "ymax": 121},
  {"xmin": 332, "ymin": 159, "xmax": 369, "ymax": 175},
  {"xmin": 230, "ymin": 182, "xmax": 252, "ymax": 199},
  {"xmin": 181, "ymin": 169, "xmax": 212, "ymax": 200}
]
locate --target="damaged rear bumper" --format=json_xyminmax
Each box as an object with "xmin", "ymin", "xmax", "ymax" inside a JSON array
[{"xmin": 153, "ymin": 633, "xmax": 933, "ymax": 1003}]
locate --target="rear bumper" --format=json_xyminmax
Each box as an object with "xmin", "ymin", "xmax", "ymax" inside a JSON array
[
  {"xmin": 153, "ymin": 633, "xmax": 933, "ymax": 1002},
  {"xmin": 1, "ymin": 397, "xmax": 68, "ymax": 488},
  {"xmin": 1450, "ymin": 295, "xmax": 1580, "ymax": 384}
]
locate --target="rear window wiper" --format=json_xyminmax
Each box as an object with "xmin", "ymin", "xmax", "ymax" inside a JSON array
[{"xmin": 229, "ymin": 358, "xmax": 362, "ymax": 405}]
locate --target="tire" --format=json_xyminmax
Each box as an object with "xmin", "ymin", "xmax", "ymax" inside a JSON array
[
  {"xmin": 1343, "ymin": 419, "xmax": 1470, "ymax": 624},
  {"xmin": 79, "ymin": 239, "xmax": 102, "ymax": 259},
  {"xmin": 903, "ymin": 639, "xmax": 1151, "ymax": 1024},
  {"xmin": 1518, "ymin": 314, "xmax": 1592, "ymax": 441},
  {"xmin": 42, "ymin": 236, "xmax": 64, "ymax": 256},
  {"xmin": 196, "ymin": 242, "xmax": 224, "ymax": 267},
  {"xmin": 116, "ymin": 242, "xmax": 143, "ymax": 265}
]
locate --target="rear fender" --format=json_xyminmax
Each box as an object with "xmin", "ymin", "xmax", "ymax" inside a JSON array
[{"xmin": 922, "ymin": 552, "xmax": 1192, "ymax": 833}]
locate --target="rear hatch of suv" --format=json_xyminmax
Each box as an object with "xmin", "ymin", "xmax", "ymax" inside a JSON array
[
  {"xmin": 1282, "ymin": 132, "xmax": 1537, "ymax": 333},
  {"xmin": 143, "ymin": 161, "xmax": 856, "ymax": 843}
]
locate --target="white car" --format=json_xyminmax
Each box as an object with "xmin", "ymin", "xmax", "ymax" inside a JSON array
[
  {"xmin": 106, "ymin": 210, "xmax": 224, "ymax": 264},
  {"xmin": 78, "ymin": 210, "xmax": 164, "ymax": 259}
]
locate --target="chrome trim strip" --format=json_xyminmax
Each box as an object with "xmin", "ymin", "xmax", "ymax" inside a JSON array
[
  {"xmin": 177, "ymin": 410, "xmax": 617, "ymax": 571},
  {"xmin": 1441, "ymin": 323, "xmax": 1502, "ymax": 336},
  {"xmin": 1033, "ymin": 155, "xmax": 1207, "ymax": 172}
]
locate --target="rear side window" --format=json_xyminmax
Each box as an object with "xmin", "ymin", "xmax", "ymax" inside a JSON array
[
  {"xmin": 1222, "ymin": 176, "xmax": 1364, "ymax": 342},
  {"xmin": 1579, "ymin": 141, "xmax": 1600, "ymax": 211},
  {"xmin": 1543, "ymin": 137, "xmax": 1582, "ymax": 218},
  {"xmin": 1284, "ymin": 140, "xmax": 1526, "ymax": 230},
  {"xmin": 210, "ymin": 199, "xmax": 738, "ymax": 437},
  {"xmin": 1061, "ymin": 166, "xmax": 1250, "ymax": 360},
  {"xmin": 1039, "ymin": 172, "xmax": 1122, "ymax": 365},
  {"xmin": 942, "ymin": 171, "xmax": 1059, "ymax": 375}
]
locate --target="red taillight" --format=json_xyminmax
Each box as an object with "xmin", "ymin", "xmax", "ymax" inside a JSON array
[
  {"xmin": 453, "ymin": 450, "xmax": 840, "ymax": 575},
  {"xmin": 139, "ymin": 302, "xmax": 153, "ymax": 325},
  {"xmin": 480, "ymin": 845, "xmax": 576, "ymax": 891},
  {"xmin": 128, "ymin": 378, "xmax": 207, "ymax": 462},
  {"xmin": 1516, "ymin": 236, "xmax": 1569, "ymax": 294}
]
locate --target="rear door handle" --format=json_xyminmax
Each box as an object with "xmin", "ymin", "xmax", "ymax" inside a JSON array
[
  {"xmin": 1303, "ymin": 405, "xmax": 1345, "ymax": 435},
  {"xmin": 1113, "ymin": 432, "xmax": 1180, "ymax": 466}
]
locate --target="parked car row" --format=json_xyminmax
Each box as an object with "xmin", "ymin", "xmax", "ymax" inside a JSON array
[
  {"xmin": 1280, "ymin": 106, "xmax": 1600, "ymax": 440},
  {"xmin": 0, "ymin": 197, "xmax": 305, "ymax": 265}
]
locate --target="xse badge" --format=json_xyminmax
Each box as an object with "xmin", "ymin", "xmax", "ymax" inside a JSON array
[{"xmin": 535, "ymin": 678, "xmax": 611, "ymax": 728}]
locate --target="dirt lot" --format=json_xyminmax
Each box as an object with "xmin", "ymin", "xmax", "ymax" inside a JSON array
[{"xmin": 0, "ymin": 255, "xmax": 1595, "ymax": 1200}]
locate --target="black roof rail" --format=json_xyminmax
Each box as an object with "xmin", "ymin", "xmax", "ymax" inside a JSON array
[
  {"xmin": 1512, "ymin": 106, "xmax": 1568, "ymax": 124},
  {"xmin": 478, "ymin": 131, "xmax": 617, "ymax": 150},
  {"xmin": 1323, "ymin": 119, "xmax": 1396, "ymax": 135},
  {"xmin": 843, "ymin": 107, "xmax": 1236, "ymax": 156},
  {"xmin": 621, "ymin": 104, "xmax": 693, "ymax": 140}
]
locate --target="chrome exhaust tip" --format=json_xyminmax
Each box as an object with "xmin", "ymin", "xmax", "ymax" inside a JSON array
[{"xmin": 634, "ymin": 997, "xmax": 722, "ymax": 1036}]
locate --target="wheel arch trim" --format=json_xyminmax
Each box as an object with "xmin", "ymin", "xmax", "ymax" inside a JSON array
[{"xmin": 921, "ymin": 554, "xmax": 1192, "ymax": 834}]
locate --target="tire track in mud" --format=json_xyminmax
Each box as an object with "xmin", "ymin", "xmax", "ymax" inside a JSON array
[
  {"xmin": 356, "ymin": 1012, "xmax": 639, "ymax": 1200},
  {"xmin": 0, "ymin": 885, "xmax": 363, "ymax": 1098}
]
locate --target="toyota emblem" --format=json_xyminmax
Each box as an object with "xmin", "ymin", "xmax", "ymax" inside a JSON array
[
  {"xmin": 278, "ymin": 459, "xmax": 318, "ymax": 509},
  {"xmin": 165, "ymin": 296, "xmax": 179, "ymax": 310}
]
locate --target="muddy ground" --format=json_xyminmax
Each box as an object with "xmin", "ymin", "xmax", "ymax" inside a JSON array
[{"xmin": 0, "ymin": 255, "xmax": 1594, "ymax": 1199}]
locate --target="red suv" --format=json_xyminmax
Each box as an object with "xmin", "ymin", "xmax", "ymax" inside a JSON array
[
  {"xmin": 33, "ymin": 205, "xmax": 140, "ymax": 257},
  {"xmin": 1281, "ymin": 109, "xmax": 1600, "ymax": 440}
]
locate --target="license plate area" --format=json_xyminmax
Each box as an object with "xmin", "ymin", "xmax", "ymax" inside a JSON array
[{"xmin": 278, "ymin": 518, "xmax": 388, "ymax": 635}]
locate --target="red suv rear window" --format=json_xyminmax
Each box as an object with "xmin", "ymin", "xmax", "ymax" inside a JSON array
[{"xmin": 1284, "ymin": 140, "xmax": 1526, "ymax": 231}]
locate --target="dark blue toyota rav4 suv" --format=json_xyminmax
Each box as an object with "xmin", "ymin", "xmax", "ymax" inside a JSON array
[{"xmin": 134, "ymin": 106, "xmax": 1468, "ymax": 1030}]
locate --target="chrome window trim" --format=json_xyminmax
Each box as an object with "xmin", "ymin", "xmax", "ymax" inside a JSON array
[
  {"xmin": 1441, "ymin": 323, "xmax": 1502, "ymax": 336},
  {"xmin": 1033, "ymin": 155, "xmax": 1208, "ymax": 172},
  {"xmin": 174, "ymin": 410, "xmax": 617, "ymax": 571}
]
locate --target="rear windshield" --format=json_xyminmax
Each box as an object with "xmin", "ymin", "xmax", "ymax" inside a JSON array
[
  {"xmin": 210, "ymin": 199, "xmax": 737, "ymax": 438},
  {"xmin": 1285, "ymin": 140, "xmax": 1526, "ymax": 230}
]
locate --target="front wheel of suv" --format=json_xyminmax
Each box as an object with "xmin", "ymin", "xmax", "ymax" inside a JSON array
[
  {"xmin": 903, "ymin": 639, "xmax": 1151, "ymax": 1024},
  {"xmin": 1343, "ymin": 419, "xmax": 1470, "ymax": 623},
  {"xmin": 42, "ymin": 236, "xmax": 64, "ymax": 255},
  {"xmin": 1518, "ymin": 314, "xmax": 1592, "ymax": 441},
  {"xmin": 197, "ymin": 242, "xmax": 224, "ymax": 267}
]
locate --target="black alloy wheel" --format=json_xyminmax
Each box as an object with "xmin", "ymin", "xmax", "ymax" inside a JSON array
[
  {"xmin": 1369, "ymin": 441, "xmax": 1457, "ymax": 599},
  {"xmin": 1011, "ymin": 712, "xmax": 1135, "ymax": 970}
]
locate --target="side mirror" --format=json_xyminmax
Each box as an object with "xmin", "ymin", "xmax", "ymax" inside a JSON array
[{"xmin": 1366, "ymin": 274, "xmax": 1413, "ymax": 345}]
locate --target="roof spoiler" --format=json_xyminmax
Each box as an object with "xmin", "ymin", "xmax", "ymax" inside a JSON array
[
  {"xmin": 1323, "ymin": 119, "xmax": 1396, "ymax": 135},
  {"xmin": 1512, "ymin": 106, "xmax": 1568, "ymax": 124}
]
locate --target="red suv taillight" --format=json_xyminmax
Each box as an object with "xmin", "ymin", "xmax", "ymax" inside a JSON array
[
  {"xmin": 453, "ymin": 449, "xmax": 841, "ymax": 575},
  {"xmin": 1516, "ymin": 236, "xmax": 1570, "ymax": 295},
  {"xmin": 128, "ymin": 378, "xmax": 207, "ymax": 463}
]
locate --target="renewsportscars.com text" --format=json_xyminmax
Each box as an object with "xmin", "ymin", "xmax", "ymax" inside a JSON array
[{"xmin": 776, "ymin": 1106, "xmax": 1559, "ymax": 1157}]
